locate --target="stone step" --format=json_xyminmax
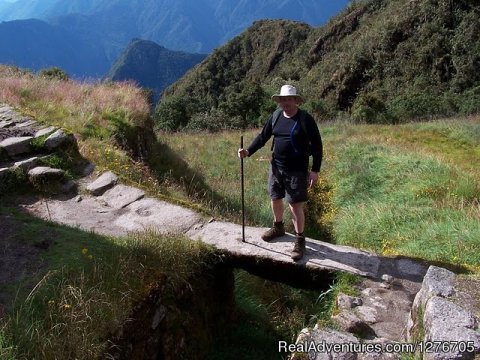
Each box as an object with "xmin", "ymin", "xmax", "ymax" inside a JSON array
[{"xmin": 0, "ymin": 136, "xmax": 33, "ymax": 156}]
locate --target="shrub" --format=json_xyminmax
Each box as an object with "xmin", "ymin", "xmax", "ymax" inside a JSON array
[
  {"xmin": 154, "ymin": 96, "xmax": 188, "ymax": 131},
  {"xmin": 351, "ymin": 94, "xmax": 388, "ymax": 123},
  {"xmin": 218, "ymin": 82, "xmax": 267, "ymax": 127},
  {"xmin": 303, "ymin": 99, "xmax": 336, "ymax": 121},
  {"xmin": 185, "ymin": 109, "xmax": 243, "ymax": 132},
  {"xmin": 38, "ymin": 67, "xmax": 69, "ymax": 81},
  {"xmin": 387, "ymin": 91, "xmax": 446, "ymax": 121},
  {"xmin": 458, "ymin": 86, "xmax": 480, "ymax": 115}
]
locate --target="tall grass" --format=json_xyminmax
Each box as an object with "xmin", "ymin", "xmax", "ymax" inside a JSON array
[
  {"xmin": 156, "ymin": 117, "xmax": 480, "ymax": 271},
  {"xmin": 0, "ymin": 66, "xmax": 161, "ymax": 193},
  {"xmin": 0, "ymin": 66, "xmax": 150, "ymax": 132},
  {"xmin": 155, "ymin": 129, "xmax": 278, "ymax": 225},
  {"xmin": 326, "ymin": 119, "xmax": 480, "ymax": 270},
  {"xmin": 0, "ymin": 206, "xmax": 214, "ymax": 359}
]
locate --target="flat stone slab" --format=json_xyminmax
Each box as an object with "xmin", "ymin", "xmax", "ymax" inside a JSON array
[
  {"xmin": 0, "ymin": 136, "xmax": 32, "ymax": 156},
  {"xmin": 0, "ymin": 120, "xmax": 15, "ymax": 129},
  {"xmin": 34, "ymin": 126, "xmax": 57, "ymax": 138},
  {"xmin": 186, "ymin": 221, "xmax": 381, "ymax": 277},
  {"xmin": 100, "ymin": 184, "xmax": 145, "ymax": 209},
  {"xmin": 21, "ymin": 195, "xmax": 202, "ymax": 238},
  {"xmin": 14, "ymin": 156, "xmax": 39, "ymax": 171},
  {"xmin": 28, "ymin": 166, "xmax": 65, "ymax": 178},
  {"xmin": 15, "ymin": 120, "xmax": 37, "ymax": 128},
  {"xmin": 21, "ymin": 196, "xmax": 130, "ymax": 238},
  {"xmin": 86, "ymin": 171, "xmax": 118, "ymax": 195},
  {"xmin": 44, "ymin": 129, "xmax": 69, "ymax": 150},
  {"xmin": 0, "ymin": 106, "xmax": 18, "ymax": 121},
  {"xmin": 114, "ymin": 198, "xmax": 202, "ymax": 234}
]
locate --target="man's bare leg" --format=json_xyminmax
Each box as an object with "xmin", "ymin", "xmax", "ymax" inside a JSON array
[
  {"xmin": 288, "ymin": 202, "xmax": 305, "ymax": 234},
  {"xmin": 261, "ymin": 199, "xmax": 285, "ymax": 242},
  {"xmin": 272, "ymin": 198, "xmax": 284, "ymax": 222}
]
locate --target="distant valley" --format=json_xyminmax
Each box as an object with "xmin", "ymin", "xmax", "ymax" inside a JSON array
[{"xmin": 0, "ymin": 0, "xmax": 350, "ymax": 81}]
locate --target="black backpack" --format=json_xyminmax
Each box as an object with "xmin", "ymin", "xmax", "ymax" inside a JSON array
[{"xmin": 270, "ymin": 108, "xmax": 310, "ymax": 154}]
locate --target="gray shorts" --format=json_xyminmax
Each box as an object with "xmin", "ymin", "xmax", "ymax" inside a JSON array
[{"xmin": 268, "ymin": 165, "xmax": 308, "ymax": 204}]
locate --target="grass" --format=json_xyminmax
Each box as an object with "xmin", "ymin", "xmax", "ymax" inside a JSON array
[
  {"xmin": 324, "ymin": 117, "xmax": 480, "ymax": 270},
  {"xmin": 156, "ymin": 115, "xmax": 480, "ymax": 271},
  {"xmin": 2, "ymin": 66, "xmax": 479, "ymax": 357},
  {"xmin": 206, "ymin": 270, "xmax": 340, "ymax": 360},
  {"xmin": 0, "ymin": 205, "xmax": 215, "ymax": 359}
]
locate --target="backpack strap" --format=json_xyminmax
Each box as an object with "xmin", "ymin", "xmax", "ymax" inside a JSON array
[
  {"xmin": 270, "ymin": 108, "xmax": 309, "ymax": 152},
  {"xmin": 270, "ymin": 108, "xmax": 283, "ymax": 151}
]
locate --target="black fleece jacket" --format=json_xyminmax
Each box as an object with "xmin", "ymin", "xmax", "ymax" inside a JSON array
[{"xmin": 247, "ymin": 109, "xmax": 323, "ymax": 172}]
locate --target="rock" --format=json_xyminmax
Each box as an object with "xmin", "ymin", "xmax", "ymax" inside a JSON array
[
  {"xmin": 13, "ymin": 156, "xmax": 39, "ymax": 171},
  {"xmin": 425, "ymin": 296, "xmax": 477, "ymax": 330},
  {"xmin": 355, "ymin": 306, "xmax": 378, "ymax": 324},
  {"xmin": 422, "ymin": 296, "xmax": 480, "ymax": 359},
  {"xmin": 333, "ymin": 310, "xmax": 376, "ymax": 338},
  {"xmin": 337, "ymin": 292, "xmax": 363, "ymax": 309},
  {"xmin": 15, "ymin": 120, "xmax": 37, "ymax": 128},
  {"xmin": 291, "ymin": 326, "xmax": 359, "ymax": 360},
  {"xmin": 381, "ymin": 274, "xmax": 393, "ymax": 284},
  {"xmin": 82, "ymin": 162, "xmax": 95, "ymax": 176},
  {"xmin": 408, "ymin": 266, "xmax": 456, "ymax": 339},
  {"xmin": 100, "ymin": 184, "xmax": 144, "ymax": 209},
  {"xmin": 0, "ymin": 120, "xmax": 15, "ymax": 129},
  {"xmin": 86, "ymin": 171, "xmax": 118, "ymax": 196},
  {"xmin": 28, "ymin": 166, "xmax": 65, "ymax": 181},
  {"xmin": 0, "ymin": 106, "xmax": 18, "ymax": 120},
  {"xmin": 44, "ymin": 129, "xmax": 70, "ymax": 150},
  {"xmin": 0, "ymin": 136, "xmax": 33, "ymax": 156},
  {"xmin": 28, "ymin": 166, "xmax": 66, "ymax": 193},
  {"xmin": 34, "ymin": 126, "xmax": 57, "ymax": 138},
  {"xmin": 421, "ymin": 266, "xmax": 456, "ymax": 298},
  {"xmin": 114, "ymin": 198, "xmax": 202, "ymax": 234},
  {"xmin": 408, "ymin": 266, "xmax": 480, "ymax": 360}
]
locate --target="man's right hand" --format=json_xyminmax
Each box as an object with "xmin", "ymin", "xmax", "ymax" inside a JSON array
[{"xmin": 238, "ymin": 148, "xmax": 249, "ymax": 158}]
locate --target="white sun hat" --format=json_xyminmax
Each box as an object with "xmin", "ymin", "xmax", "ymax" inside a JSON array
[{"xmin": 271, "ymin": 85, "xmax": 304, "ymax": 103}]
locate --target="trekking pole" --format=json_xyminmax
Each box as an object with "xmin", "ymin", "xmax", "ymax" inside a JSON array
[{"xmin": 240, "ymin": 136, "xmax": 245, "ymax": 242}]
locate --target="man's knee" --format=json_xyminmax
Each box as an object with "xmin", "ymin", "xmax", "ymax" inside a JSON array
[{"xmin": 288, "ymin": 201, "xmax": 305, "ymax": 209}]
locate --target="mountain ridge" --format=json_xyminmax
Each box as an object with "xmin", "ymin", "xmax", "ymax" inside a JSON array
[
  {"xmin": 104, "ymin": 39, "xmax": 207, "ymax": 102},
  {"xmin": 155, "ymin": 0, "xmax": 480, "ymax": 130}
]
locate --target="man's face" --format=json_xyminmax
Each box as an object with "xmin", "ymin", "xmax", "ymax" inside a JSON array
[{"xmin": 277, "ymin": 96, "xmax": 298, "ymax": 112}]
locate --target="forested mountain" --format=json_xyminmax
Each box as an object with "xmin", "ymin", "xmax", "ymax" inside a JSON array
[
  {"xmin": 155, "ymin": 0, "xmax": 480, "ymax": 130},
  {"xmin": 104, "ymin": 39, "xmax": 206, "ymax": 102},
  {"xmin": 0, "ymin": 0, "xmax": 349, "ymax": 53}
]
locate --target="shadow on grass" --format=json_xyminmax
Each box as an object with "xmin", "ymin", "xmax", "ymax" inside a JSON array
[
  {"xmin": 147, "ymin": 138, "xmax": 258, "ymax": 223},
  {"xmin": 0, "ymin": 200, "xmax": 225, "ymax": 359}
]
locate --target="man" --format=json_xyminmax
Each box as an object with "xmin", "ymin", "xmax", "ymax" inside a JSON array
[{"xmin": 238, "ymin": 84, "xmax": 323, "ymax": 261}]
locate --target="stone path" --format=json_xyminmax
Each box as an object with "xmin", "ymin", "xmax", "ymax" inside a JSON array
[{"xmin": 20, "ymin": 182, "xmax": 427, "ymax": 283}]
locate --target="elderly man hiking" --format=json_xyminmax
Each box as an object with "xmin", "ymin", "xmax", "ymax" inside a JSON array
[{"xmin": 238, "ymin": 84, "xmax": 323, "ymax": 261}]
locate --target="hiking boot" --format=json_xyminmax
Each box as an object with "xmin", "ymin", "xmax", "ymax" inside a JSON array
[
  {"xmin": 261, "ymin": 221, "xmax": 285, "ymax": 242},
  {"xmin": 291, "ymin": 234, "xmax": 306, "ymax": 261}
]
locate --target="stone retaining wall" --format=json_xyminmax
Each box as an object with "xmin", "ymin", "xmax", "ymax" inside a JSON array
[{"xmin": 292, "ymin": 266, "xmax": 480, "ymax": 360}]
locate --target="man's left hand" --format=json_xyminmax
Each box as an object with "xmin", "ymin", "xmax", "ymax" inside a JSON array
[{"xmin": 308, "ymin": 171, "xmax": 319, "ymax": 188}]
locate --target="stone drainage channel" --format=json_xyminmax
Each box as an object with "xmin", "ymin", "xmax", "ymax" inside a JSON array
[{"xmin": 1, "ymin": 104, "xmax": 479, "ymax": 359}]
